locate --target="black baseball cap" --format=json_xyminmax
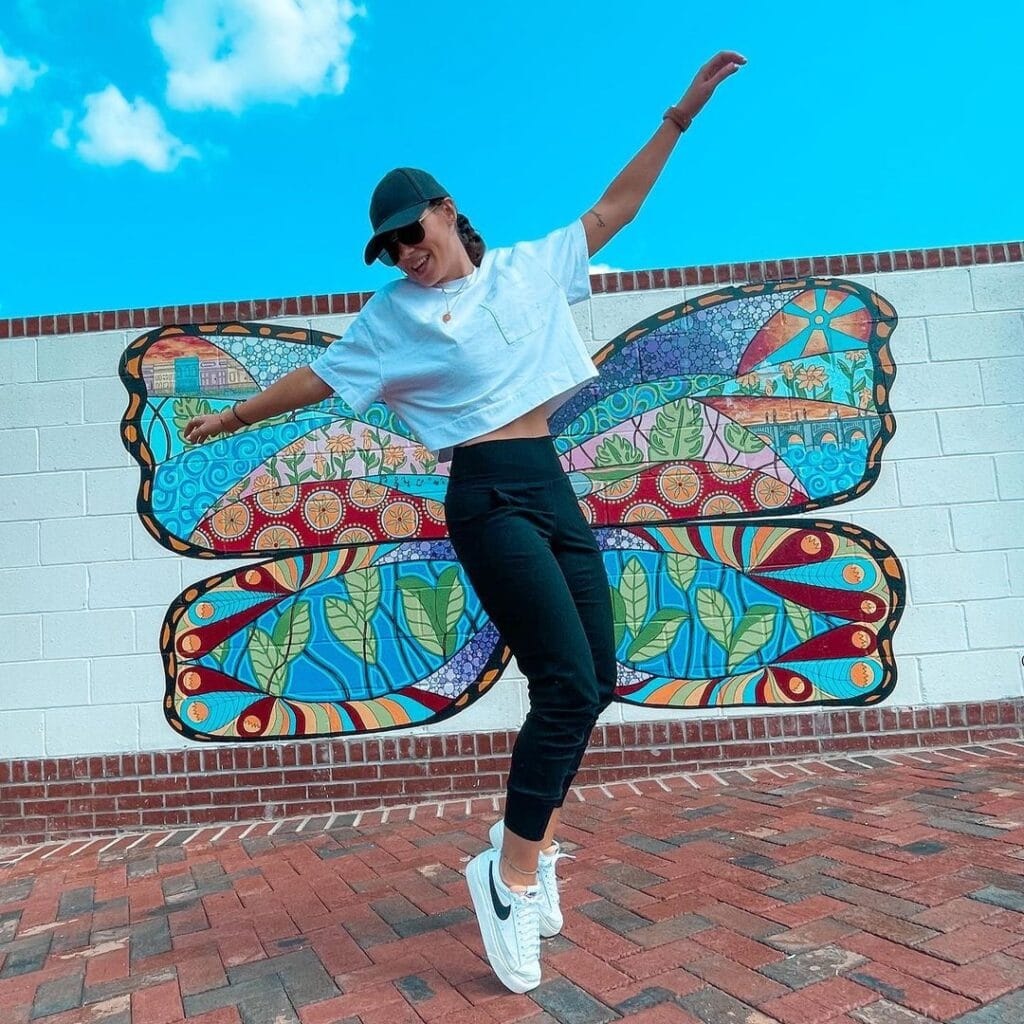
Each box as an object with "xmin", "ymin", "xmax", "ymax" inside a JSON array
[{"xmin": 363, "ymin": 167, "xmax": 449, "ymax": 265}]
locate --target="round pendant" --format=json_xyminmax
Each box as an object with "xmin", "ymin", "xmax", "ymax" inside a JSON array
[{"xmin": 442, "ymin": 312, "xmax": 452, "ymax": 323}]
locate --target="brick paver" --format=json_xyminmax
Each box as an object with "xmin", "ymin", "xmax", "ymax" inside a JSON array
[{"xmin": 1, "ymin": 746, "xmax": 1023, "ymax": 1023}]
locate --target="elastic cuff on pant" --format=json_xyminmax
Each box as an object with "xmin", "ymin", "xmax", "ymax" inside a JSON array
[{"xmin": 503, "ymin": 792, "xmax": 556, "ymax": 842}]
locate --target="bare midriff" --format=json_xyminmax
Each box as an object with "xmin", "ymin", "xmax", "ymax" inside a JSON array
[{"xmin": 456, "ymin": 405, "xmax": 552, "ymax": 447}]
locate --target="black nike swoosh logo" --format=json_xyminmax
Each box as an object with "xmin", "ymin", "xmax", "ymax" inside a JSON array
[{"xmin": 488, "ymin": 863, "xmax": 511, "ymax": 920}]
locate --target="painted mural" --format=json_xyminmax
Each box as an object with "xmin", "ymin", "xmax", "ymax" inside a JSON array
[{"xmin": 119, "ymin": 278, "xmax": 905, "ymax": 741}]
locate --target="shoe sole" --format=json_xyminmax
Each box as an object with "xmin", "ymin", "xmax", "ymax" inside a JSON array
[
  {"xmin": 466, "ymin": 854, "xmax": 540, "ymax": 994},
  {"xmin": 488, "ymin": 822, "xmax": 562, "ymax": 938}
]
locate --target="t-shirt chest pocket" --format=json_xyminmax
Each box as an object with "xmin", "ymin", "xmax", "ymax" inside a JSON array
[{"xmin": 478, "ymin": 267, "xmax": 547, "ymax": 345}]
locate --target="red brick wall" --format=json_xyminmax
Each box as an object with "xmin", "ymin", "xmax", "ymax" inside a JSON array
[{"xmin": 2, "ymin": 699, "xmax": 1021, "ymax": 846}]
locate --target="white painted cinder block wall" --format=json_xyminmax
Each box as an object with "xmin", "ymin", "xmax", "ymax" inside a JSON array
[{"xmin": 1, "ymin": 264, "xmax": 1022, "ymax": 759}]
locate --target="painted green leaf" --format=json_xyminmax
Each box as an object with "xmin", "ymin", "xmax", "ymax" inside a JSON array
[
  {"xmin": 594, "ymin": 434, "xmax": 644, "ymax": 468},
  {"xmin": 437, "ymin": 566, "xmax": 466, "ymax": 645},
  {"xmin": 783, "ymin": 598, "xmax": 813, "ymax": 643},
  {"xmin": 695, "ymin": 587, "xmax": 734, "ymax": 653},
  {"xmin": 665, "ymin": 552, "xmax": 697, "ymax": 594},
  {"xmin": 207, "ymin": 639, "xmax": 229, "ymax": 665},
  {"xmin": 248, "ymin": 626, "xmax": 285, "ymax": 695},
  {"xmin": 271, "ymin": 600, "xmax": 311, "ymax": 658},
  {"xmin": 619, "ymin": 557, "xmax": 649, "ymax": 636},
  {"xmin": 324, "ymin": 596, "xmax": 365, "ymax": 658},
  {"xmin": 626, "ymin": 608, "xmax": 689, "ymax": 662},
  {"xmin": 724, "ymin": 422, "xmax": 766, "ymax": 454},
  {"xmin": 649, "ymin": 399, "xmax": 704, "ymax": 461},
  {"xmin": 346, "ymin": 568, "xmax": 381, "ymax": 622},
  {"xmin": 727, "ymin": 604, "xmax": 777, "ymax": 671},
  {"xmin": 609, "ymin": 586, "xmax": 626, "ymax": 650},
  {"xmin": 397, "ymin": 577, "xmax": 444, "ymax": 657}
]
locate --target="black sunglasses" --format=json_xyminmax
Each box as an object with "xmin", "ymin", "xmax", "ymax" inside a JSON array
[{"xmin": 377, "ymin": 205, "xmax": 442, "ymax": 266}]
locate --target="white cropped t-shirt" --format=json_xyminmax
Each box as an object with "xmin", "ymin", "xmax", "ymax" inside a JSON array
[{"xmin": 310, "ymin": 218, "xmax": 598, "ymax": 462}]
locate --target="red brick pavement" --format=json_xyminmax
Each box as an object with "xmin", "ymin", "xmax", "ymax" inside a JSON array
[{"xmin": 2, "ymin": 744, "xmax": 1024, "ymax": 1024}]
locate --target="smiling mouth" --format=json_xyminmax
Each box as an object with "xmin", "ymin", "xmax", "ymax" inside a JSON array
[{"xmin": 410, "ymin": 254, "xmax": 429, "ymax": 274}]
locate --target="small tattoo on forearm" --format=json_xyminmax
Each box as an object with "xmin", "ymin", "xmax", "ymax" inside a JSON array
[{"xmin": 588, "ymin": 209, "xmax": 606, "ymax": 228}]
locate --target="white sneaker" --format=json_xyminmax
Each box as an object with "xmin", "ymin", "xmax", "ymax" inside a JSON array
[
  {"xmin": 488, "ymin": 820, "xmax": 570, "ymax": 938},
  {"xmin": 465, "ymin": 847, "xmax": 542, "ymax": 993}
]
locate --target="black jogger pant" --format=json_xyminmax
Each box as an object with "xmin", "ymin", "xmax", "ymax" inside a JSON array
[{"xmin": 444, "ymin": 435, "xmax": 618, "ymax": 841}]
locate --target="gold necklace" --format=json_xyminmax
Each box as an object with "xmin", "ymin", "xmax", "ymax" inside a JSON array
[{"xmin": 438, "ymin": 273, "xmax": 473, "ymax": 323}]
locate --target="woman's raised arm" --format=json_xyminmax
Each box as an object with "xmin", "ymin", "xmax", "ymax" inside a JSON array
[
  {"xmin": 183, "ymin": 365, "xmax": 333, "ymax": 444},
  {"xmin": 582, "ymin": 50, "xmax": 746, "ymax": 257}
]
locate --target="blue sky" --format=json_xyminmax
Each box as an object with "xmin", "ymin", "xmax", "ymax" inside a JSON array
[{"xmin": 1, "ymin": 0, "xmax": 1021, "ymax": 318}]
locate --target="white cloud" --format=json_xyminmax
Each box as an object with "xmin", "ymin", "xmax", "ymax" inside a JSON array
[
  {"xmin": 73, "ymin": 85, "xmax": 198, "ymax": 171},
  {"xmin": 0, "ymin": 42, "xmax": 45, "ymax": 96},
  {"xmin": 589, "ymin": 263, "xmax": 625, "ymax": 274},
  {"xmin": 51, "ymin": 108, "xmax": 72, "ymax": 149},
  {"xmin": 0, "ymin": 40, "xmax": 46, "ymax": 125},
  {"xmin": 151, "ymin": 0, "xmax": 361, "ymax": 113}
]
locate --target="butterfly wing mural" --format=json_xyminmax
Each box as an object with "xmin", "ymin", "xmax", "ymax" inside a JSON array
[{"xmin": 119, "ymin": 278, "xmax": 904, "ymax": 741}]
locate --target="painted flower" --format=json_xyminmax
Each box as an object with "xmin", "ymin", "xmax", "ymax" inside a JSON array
[
  {"xmin": 253, "ymin": 474, "xmax": 273, "ymax": 490},
  {"xmin": 312, "ymin": 454, "xmax": 328, "ymax": 476},
  {"xmin": 858, "ymin": 388, "xmax": 871, "ymax": 410},
  {"xmin": 738, "ymin": 373, "xmax": 759, "ymax": 389},
  {"xmin": 413, "ymin": 444, "xmax": 432, "ymax": 464},
  {"xmin": 360, "ymin": 429, "xmax": 374, "ymax": 450},
  {"xmin": 282, "ymin": 439, "xmax": 306, "ymax": 457},
  {"xmin": 764, "ymin": 379, "xmax": 776, "ymax": 396},
  {"xmin": 327, "ymin": 434, "xmax": 355, "ymax": 454},
  {"xmin": 847, "ymin": 350, "xmax": 868, "ymax": 363},
  {"xmin": 796, "ymin": 365, "xmax": 827, "ymax": 390},
  {"xmin": 781, "ymin": 361, "xmax": 795, "ymax": 381},
  {"xmin": 383, "ymin": 445, "xmax": 407, "ymax": 468}
]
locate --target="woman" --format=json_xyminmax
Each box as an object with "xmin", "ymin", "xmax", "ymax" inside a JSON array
[{"xmin": 185, "ymin": 50, "xmax": 745, "ymax": 993}]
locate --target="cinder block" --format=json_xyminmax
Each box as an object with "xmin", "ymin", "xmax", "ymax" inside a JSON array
[
  {"xmin": 83, "ymin": 377, "xmax": 132, "ymax": 424},
  {"xmin": 894, "ymin": 360, "xmax": 983, "ymax": 410},
  {"xmin": 0, "ymin": 339, "xmax": 36, "ymax": 383},
  {"xmin": 970, "ymin": 264, "xmax": 1024, "ymax": 311},
  {"xmin": 0, "ymin": 710, "xmax": 46, "ymax": 758},
  {"xmin": 0, "ymin": 614, "xmax": 42, "ymax": 662},
  {"xmin": 590, "ymin": 288, "xmax": 687, "ymax": 341},
  {"xmin": 964, "ymin": 597, "xmax": 1024, "ymax": 649},
  {"xmin": 36, "ymin": 331, "xmax": 128, "ymax": 381},
  {"xmin": 0, "ymin": 521, "xmax": 40, "ymax": 568},
  {"xmin": 832, "ymin": 506, "xmax": 952, "ymax": 555},
  {"xmin": 939, "ymin": 405, "xmax": 1024, "ymax": 455},
  {"xmin": 86, "ymin": 467, "xmax": 140, "ymax": 516},
  {"xmin": 0, "ymin": 659, "xmax": 89, "ymax": 710},
  {"xmin": 134, "ymin": 604, "xmax": 171, "ymax": 654},
  {"xmin": 131, "ymin": 517, "xmax": 179, "ymax": 559},
  {"xmin": 38, "ymin": 423, "xmax": 132, "ymax": 471},
  {"xmin": 267, "ymin": 316, "xmax": 312, "ymax": 330},
  {"xmin": 42, "ymin": 608, "xmax": 135, "ymax": 658},
  {"xmin": 40, "ymin": 515, "xmax": 133, "ymax": 565},
  {"xmin": 88, "ymin": 559, "xmax": 182, "ymax": 610},
  {"xmin": 950, "ymin": 500, "xmax": 1024, "ymax": 550},
  {"xmin": 44, "ymin": 704, "xmax": 139, "ymax": 756},
  {"xmin": 89, "ymin": 652, "xmax": 166, "ymax": 705},
  {"xmin": 0, "ymin": 428, "xmax": 39, "ymax": 474},
  {"xmin": 887, "ymin": 655, "xmax": 924, "ymax": 703},
  {"xmin": 907, "ymin": 551, "xmax": 1010, "ymax": 603},
  {"xmin": 887, "ymin": 317, "xmax": 929, "ymax": 364},
  {"xmin": 883, "ymin": 410, "xmax": 941, "ymax": 462},
  {"xmin": 876, "ymin": 269, "xmax": 973, "ymax": 317},
  {"xmin": 0, "ymin": 381, "xmax": 83, "ymax": 429},
  {"xmin": 891, "ymin": 602, "xmax": 967, "ymax": 655},
  {"xmin": 980, "ymin": 356, "xmax": 1024, "ymax": 406},
  {"xmin": 419, "ymin": 663, "xmax": 526, "ymax": 735},
  {"xmin": 307, "ymin": 314, "xmax": 357, "ymax": 336},
  {"xmin": 1, "ymin": 566, "xmax": 88, "ymax": 613},
  {"xmin": 138, "ymin": 700, "xmax": 193, "ymax": 751},
  {"xmin": 897, "ymin": 455, "xmax": 997, "ymax": 506},
  {"xmin": 0, "ymin": 471, "xmax": 84, "ymax": 522},
  {"xmin": 919, "ymin": 649, "xmax": 1023, "ymax": 703},
  {"xmin": 928, "ymin": 310, "xmax": 1024, "ymax": 361},
  {"xmin": 572, "ymin": 301, "xmax": 594, "ymax": 342},
  {"xmin": 1009, "ymin": 550, "xmax": 1024, "ymax": 596},
  {"xmin": 995, "ymin": 453, "xmax": 1024, "ymax": 499}
]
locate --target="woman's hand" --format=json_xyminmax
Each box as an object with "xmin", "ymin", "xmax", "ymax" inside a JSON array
[
  {"xmin": 183, "ymin": 410, "xmax": 237, "ymax": 445},
  {"xmin": 674, "ymin": 50, "xmax": 746, "ymax": 123}
]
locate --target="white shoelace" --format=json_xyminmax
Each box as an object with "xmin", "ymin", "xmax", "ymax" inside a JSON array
[{"xmin": 510, "ymin": 889, "xmax": 541, "ymax": 961}]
